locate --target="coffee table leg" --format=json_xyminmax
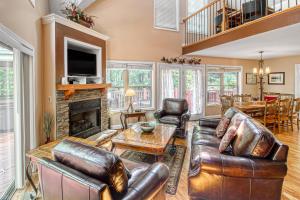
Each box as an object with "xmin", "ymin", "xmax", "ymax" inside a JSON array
[{"xmin": 169, "ymin": 136, "xmax": 177, "ymax": 155}]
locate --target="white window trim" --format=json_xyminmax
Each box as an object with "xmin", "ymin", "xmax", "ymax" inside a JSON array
[
  {"xmin": 206, "ymin": 65, "xmax": 243, "ymax": 106},
  {"xmin": 0, "ymin": 24, "xmax": 36, "ymax": 189},
  {"xmin": 153, "ymin": 0, "xmax": 180, "ymax": 32},
  {"xmin": 107, "ymin": 60, "xmax": 156, "ymax": 112}
]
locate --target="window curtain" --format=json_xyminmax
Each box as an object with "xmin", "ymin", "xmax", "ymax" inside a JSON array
[{"xmin": 160, "ymin": 67, "xmax": 177, "ymax": 107}]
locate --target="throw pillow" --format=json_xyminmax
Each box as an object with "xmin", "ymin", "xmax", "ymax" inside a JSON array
[
  {"xmin": 219, "ymin": 126, "xmax": 237, "ymax": 153},
  {"xmin": 216, "ymin": 117, "xmax": 230, "ymax": 138}
]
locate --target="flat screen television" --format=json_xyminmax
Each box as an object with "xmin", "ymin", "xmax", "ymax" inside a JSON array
[{"xmin": 67, "ymin": 49, "xmax": 97, "ymax": 76}]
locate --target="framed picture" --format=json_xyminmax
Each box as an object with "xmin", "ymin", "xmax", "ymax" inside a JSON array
[
  {"xmin": 268, "ymin": 72, "xmax": 285, "ymax": 85},
  {"xmin": 246, "ymin": 73, "xmax": 257, "ymax": 85}
]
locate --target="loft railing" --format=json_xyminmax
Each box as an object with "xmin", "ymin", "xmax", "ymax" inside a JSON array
[{"xmin": 183, "ymin": 0, "xmax": 299, "ymax": 46}]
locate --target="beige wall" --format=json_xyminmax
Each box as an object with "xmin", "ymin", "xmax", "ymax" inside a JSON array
[
  {"xmin": 0, "ymin": 0, "xmax": 49, "ymax": 145},
  {"xmin": 86, "ymin": 0, "xmax": 186, "ymax": 62},
  {"xmin": 264, "ymin": 55, "xmax": 300, "ymax": 94}
]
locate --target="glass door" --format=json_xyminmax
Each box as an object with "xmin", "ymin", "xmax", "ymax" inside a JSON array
[
  {"xmin": 158, "ymin": 64, "xmax": 180, "ymax": 108},
  {"xmin": 183, "ymin": 67, "xmax": 205, "ymax": 115},
  {"xmin": 158, "ymin": 63, "xmax": 205, "ymax": 115},
  {"xmin": 0, "ymin": 44, "xmax": 15, "ymax": 198}
]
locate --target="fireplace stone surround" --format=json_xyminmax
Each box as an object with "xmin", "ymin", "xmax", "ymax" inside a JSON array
[{"xmin": 56, "ymin": 89, "xmax": 109, "ymax": 139}]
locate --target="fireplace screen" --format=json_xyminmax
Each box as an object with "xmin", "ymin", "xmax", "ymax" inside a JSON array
[{"xmin": 69, "ymin": 98, "xmax": 101, "ymax": 138}]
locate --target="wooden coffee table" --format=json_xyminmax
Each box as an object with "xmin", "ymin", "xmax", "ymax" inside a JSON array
[{"xmin": 112, "ymin": 123, "xmax": 177, "ymax": 161}]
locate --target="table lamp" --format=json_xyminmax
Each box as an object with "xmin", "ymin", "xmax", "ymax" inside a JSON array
[{"xmin": 125, "ymin": 88, "xmax": 136, "ymax": 113}]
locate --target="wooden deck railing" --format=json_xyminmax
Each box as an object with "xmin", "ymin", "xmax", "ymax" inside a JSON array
[{"xmin": 183, "ymin": 0, "xmax": 299, "ymax": 46}]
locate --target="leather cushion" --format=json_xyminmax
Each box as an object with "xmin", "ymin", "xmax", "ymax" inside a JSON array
[
  {"xmin": 52, "ymin": 139, "xmax": 128, "ymax": 194},
  {"xmin": 193, "ymin": 125, "xmax": 216, "ymax": 136},
  {"xmin": 232, "ymin": 119, "xmax": 276, "ymax": 158},
  {"xmin": 192, "ymin": 131, "xmax": 221, "ymax": 148},
  {"xmin": 224, "ymin": 107, "xmax": 239, "ymax": 120},
  {"xmin": 159, "ymin": 115, "xmax": 180, "ymax": 125},
  {"xmin": 216, "ymin": 117, "xmax": 230, "ymax": 138},
  {"xmin": 228, "ymin": 112, "xmax": 249, "ymax": 130},
  {"xmin": 219, "ymin": 126, "xmax": 237, "ymax": 153},
  {"xmin": 163, "ymin": 98, "xmax": 188, "ymax": 115}
]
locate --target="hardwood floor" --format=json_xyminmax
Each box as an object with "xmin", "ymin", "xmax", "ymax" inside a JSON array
[{"xmin": 12, "ymin": 123, "xmax": 300, "ymax": 200}]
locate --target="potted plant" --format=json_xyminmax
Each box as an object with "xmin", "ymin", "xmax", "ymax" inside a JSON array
[
  {"xmin": 43, "ymin": 112, "xmax": 53, "ymax": 144},
  {"xmin": 62, "ymin": 2, "xmax": 95, "ymax": 28}
]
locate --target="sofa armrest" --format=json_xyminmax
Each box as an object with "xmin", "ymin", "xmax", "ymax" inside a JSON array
[
  {"xmin": 153, "ymin": 110, "xmax": 165, "ymax": 120},
  {"xmin": 123, "ymin": 163, "xmax": 169, "ymax": 200},
  {"xmin": 37, "ymin": 157, "xmax": 112, "ymax": 200},
  {"xmin": 198, "ymin": 117, "xmax": 221, "ymax": 128},
  {"xmin": 190, "ymin": 147, "xmax": 287, "ymax": 179}
]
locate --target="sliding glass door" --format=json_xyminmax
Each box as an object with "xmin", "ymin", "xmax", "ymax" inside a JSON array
[
  {"xmin": 158, "ymin": 63, "xmax": 205, "ymax": 115},
  {"xmin": 0, "ymin": 44, "xmax": 15, "ymax": 199}
]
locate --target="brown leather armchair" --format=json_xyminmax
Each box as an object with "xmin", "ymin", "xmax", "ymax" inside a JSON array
[
  {"xmin": 154, "ymin": 98, "xmax": 191, "ymax": 138},
  {"xmin": 189, "ymin": 108, "xmax": 288, "ymax": 200},
  {"xmin": 37, "ymin": 139, "xmax": 169, "ymax": 200}
]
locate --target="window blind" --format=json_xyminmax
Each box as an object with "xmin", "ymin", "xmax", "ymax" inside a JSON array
[{"xmin": 154, "ymin": 0, "xmax": 179, "ymax": 31}]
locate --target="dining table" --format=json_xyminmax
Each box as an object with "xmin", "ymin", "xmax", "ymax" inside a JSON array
[{"xmin": 233, "ymin": 101, "xmax": 266, "ymax": 113}]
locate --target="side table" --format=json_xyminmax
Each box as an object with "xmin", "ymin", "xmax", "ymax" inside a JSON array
[{"xmin": 120, "ymin": 111, "xmax": 147, "ymax": 129}]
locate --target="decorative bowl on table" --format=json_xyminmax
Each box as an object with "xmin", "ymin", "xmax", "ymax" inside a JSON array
[{"xmin": 140, "ymin": 122, "xmax": 155, "ymax": 133}]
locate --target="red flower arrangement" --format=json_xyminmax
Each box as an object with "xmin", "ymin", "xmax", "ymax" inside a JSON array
[{"xmin": 62, "ymin": 3, "xmax": 95, "ymax": 28}]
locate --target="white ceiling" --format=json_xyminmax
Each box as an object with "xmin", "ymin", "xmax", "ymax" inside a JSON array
[{"xmin": 189, "ymin": 22, "xmax": 300, "ymax": 60}]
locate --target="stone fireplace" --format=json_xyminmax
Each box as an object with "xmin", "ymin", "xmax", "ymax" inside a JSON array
[
  {"xmin": 69, "ymin": 98, "xmax": 101, "ymax": 138},
  {"xmin": 56, "ymin": 89, "xmax": 109, "ymax": 139}
]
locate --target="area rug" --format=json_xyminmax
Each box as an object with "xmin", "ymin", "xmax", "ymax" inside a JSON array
[{"xmin": 120, "ymin": 144, "xmax": 186, "ymax": 195}]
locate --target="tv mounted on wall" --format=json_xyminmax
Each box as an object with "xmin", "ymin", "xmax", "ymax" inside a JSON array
[{"xmin": 67, "ymin": 49, "xmax": 97, "ymax": 77}]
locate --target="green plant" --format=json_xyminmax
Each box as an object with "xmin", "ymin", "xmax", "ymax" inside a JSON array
[
  {"xmin": 43, "ymin": 112, "xmax": 53, "ymax": 140},
  {"xmin": 62, "ymin": 2, "xmax": 95, "ymax": 28}
]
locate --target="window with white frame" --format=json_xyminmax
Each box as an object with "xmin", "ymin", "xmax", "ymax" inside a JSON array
[
  {"xmin": 154, "ymin": 0, "xmax": 179, "ymax": 31},
  {"xmin": 187, "ymin": 0, "xmax": 208, "ymax": 15},
  {"xmin": 207, "ymin": 66, "xmax": 242, "ymax": 105},
  {"xmin": 106, "ymin": 61, "xmax": 154, "ymax": 111}
]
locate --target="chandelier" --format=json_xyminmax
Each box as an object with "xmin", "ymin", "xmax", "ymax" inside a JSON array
[{"xmin": 253, "ymin": 51, "xmax": 270, "ymax": 100}]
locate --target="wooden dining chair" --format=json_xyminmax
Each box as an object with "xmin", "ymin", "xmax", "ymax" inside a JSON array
[
  {"xmin": 242, "ymin": 94, "xmax": 252, "ymax": 102},
  {"xmin": 220, "ymin": 95, "xmax": 233, "ymax": 116},
  {"xmin": 278, "ymin": 98, "xmax": 292, "ymax": 131},
  {"xmin": 255, "ymin": 100, "xmax": 277, "ymax": 130},
  {"xmin": 289, "ymin": 98, "xmax": 300, "ymax": 130},
  {"xmin": 232, "ymin": 94, "xmax": 243, "ymax": 103}
]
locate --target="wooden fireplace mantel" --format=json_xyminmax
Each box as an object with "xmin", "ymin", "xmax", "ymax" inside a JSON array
[{"xmin": 57, "ymin": 83, "xmax": 112, "ymax": 100}]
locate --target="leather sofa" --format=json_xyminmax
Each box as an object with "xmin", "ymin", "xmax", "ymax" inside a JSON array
[
  {"xmin": 189, "ymin": 108, "xmax": 288, "ymax": 200},
  {"xmin": 154, "ymin": 98, "xmax": 191, "ymax": 138},
  {"xmin": 36, "ymin": 139, "xmax": 169, "ymax": 200}
]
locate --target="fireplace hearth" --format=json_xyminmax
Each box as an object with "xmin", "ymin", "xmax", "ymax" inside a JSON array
[{"xmin": 69, "ymin": 98, "xmax": 101, "ymax": 138}]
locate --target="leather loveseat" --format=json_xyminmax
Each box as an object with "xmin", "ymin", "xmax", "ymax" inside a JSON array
[
  {"xmin": 36, "ymin": 139, "xmax": 169, "ymax": 200},
  {"xmin": 189, "ymin": 108, "xmax": 288, "ymax": 200},
  {"xmin": 154, "ymin": 98, "xmax": 191, "ymax": 138}
]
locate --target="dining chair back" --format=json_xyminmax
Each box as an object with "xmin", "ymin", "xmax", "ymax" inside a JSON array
[
  {"xmin": 220, "ymin": 95, "xmax": 233, "ymax": 116},
  {"xmin": 232, "ymin": 94, "xmax": 243, "ymax": 102},
  {"xmin": 255, "ymin": 100, "xmax": 277, "ymax": 130},
  {"xmin": 242, "ymin": 94, "xmax": 252, "ymax": 102},
  {"xmin": 290, "ymin": 98, "xmax": 300, "ymax": 130},
  {"xmin": 278, "ymin": 98, "xmax": 292, "ymax": 130}
]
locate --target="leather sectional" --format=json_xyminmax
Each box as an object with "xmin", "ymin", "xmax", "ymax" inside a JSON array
[{"xmin": 189, "ymin": 108, "xmax": 289, "ymax": 200}]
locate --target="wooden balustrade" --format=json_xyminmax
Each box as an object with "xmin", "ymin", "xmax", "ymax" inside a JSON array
[{"xmin": 183, "ymin": 0, "xmax": 300, "ymax": 46}]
